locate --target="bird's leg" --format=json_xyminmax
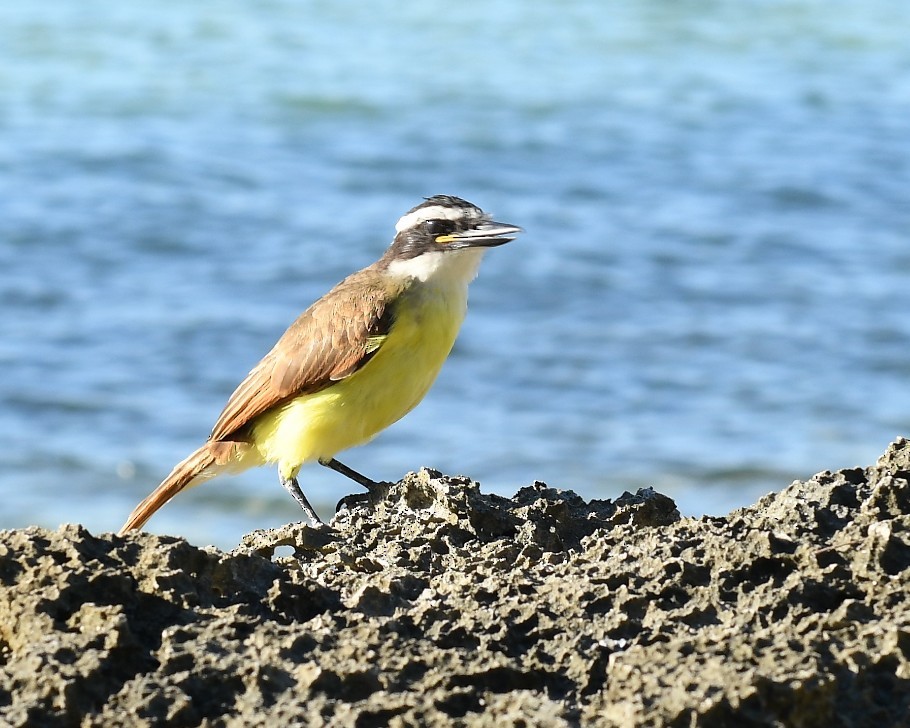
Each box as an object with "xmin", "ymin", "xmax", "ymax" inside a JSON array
[
  {"xmin": 279, "ymin": 474, "xmax": 324, "ymax": 526},
  {"xmin": 318, "ymin": 458, "xmax": 381, "ymax": 491},
  {"xmin": 319, "ymin": 458, "xmax": 386, "ymax": 514}
]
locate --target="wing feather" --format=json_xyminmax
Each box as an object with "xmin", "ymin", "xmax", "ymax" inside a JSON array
[{"xmin": 208, "ymin": 274, "xmax": 394, "ymax": 442}]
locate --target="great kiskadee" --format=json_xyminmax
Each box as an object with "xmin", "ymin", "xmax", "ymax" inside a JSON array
[{"xmin": 119, "ymin": 195, "xmax": 522, "ymax": 534}]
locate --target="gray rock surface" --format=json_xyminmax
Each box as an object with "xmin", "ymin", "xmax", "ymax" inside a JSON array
[{"xmin": 2, "ymin": 440, "xmax": 910, "ymax": 726}]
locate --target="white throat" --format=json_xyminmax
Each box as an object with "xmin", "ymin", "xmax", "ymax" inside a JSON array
[{"xmin": 386, "ymin": 247, "xmax": 486, "ymax": 288}]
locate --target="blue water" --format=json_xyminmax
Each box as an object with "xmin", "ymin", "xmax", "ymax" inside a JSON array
[{"xmin": 2, "ymin": 1, "xmax": 909, "ymax": 549}]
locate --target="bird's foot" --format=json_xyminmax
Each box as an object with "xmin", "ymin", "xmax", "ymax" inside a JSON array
[
  {"xmin": 318, "ymin": 458, "xmax": 393, "ymax": 516},
  {"xmin": 335, "ymin": 492, "xmax": 373, "ymax": 514},
  {"xmin": 334, "ymin": 477, "xmax": 391, "ymax": 515}
]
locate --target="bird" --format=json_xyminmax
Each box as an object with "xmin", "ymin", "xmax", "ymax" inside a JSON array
[{"xmin": 119, "ymin": 195, "xmax": 522, "ymax": 534}]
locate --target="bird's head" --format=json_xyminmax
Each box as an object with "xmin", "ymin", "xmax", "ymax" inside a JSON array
[{"xmin": 382, "ymin": 195, "xmax": 522, "ymax": 283}]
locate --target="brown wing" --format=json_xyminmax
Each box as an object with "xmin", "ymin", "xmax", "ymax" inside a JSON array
[{"xmin": 208, "ymin": 273, "xmax": 395, "ymax": 442}]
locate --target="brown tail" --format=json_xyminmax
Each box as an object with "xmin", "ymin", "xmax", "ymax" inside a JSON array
[{"xmin": 119, "ymin": 444, "xmax": 217, "ymax": 535}]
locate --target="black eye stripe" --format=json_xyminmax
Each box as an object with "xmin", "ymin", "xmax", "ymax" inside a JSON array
[{"xmin": 424, "ymin": 219, "xmax": 456, "ymax": 236}]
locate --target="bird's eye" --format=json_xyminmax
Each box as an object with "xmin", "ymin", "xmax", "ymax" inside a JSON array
[{"xmin": 425, "ymin": 219, "xmax": 454, "ymax": 237}]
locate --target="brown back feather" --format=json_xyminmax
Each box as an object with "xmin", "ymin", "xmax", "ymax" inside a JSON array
[{"xmin": 208, "ymin": 272, "xmax": 396, "ymax": 442}]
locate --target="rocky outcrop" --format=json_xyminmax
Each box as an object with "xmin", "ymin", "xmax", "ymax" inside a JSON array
[{"xmin": 2, "ymin": 440, "xmax": 909, "ymax": 726}]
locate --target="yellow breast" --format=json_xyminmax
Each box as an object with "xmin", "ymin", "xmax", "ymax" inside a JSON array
[{"xmin": 251, "ymin": 282, "xmax": 468, "ymax": 477}]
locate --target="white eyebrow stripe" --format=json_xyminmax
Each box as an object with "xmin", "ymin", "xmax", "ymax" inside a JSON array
[{"xmin": 395, "ymin": 205, "xmax": 480, "ymax": 233}]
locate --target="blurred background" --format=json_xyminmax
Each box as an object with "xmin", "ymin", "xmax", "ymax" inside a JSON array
[{"xmin": 2, "ymin": 1, "xmax": 908, "ymax": 549}]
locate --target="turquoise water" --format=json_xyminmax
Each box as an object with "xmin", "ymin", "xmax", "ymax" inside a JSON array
[{"xmin": 2, "ymin": 1, "xmax": 909, "ymax": 549}]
